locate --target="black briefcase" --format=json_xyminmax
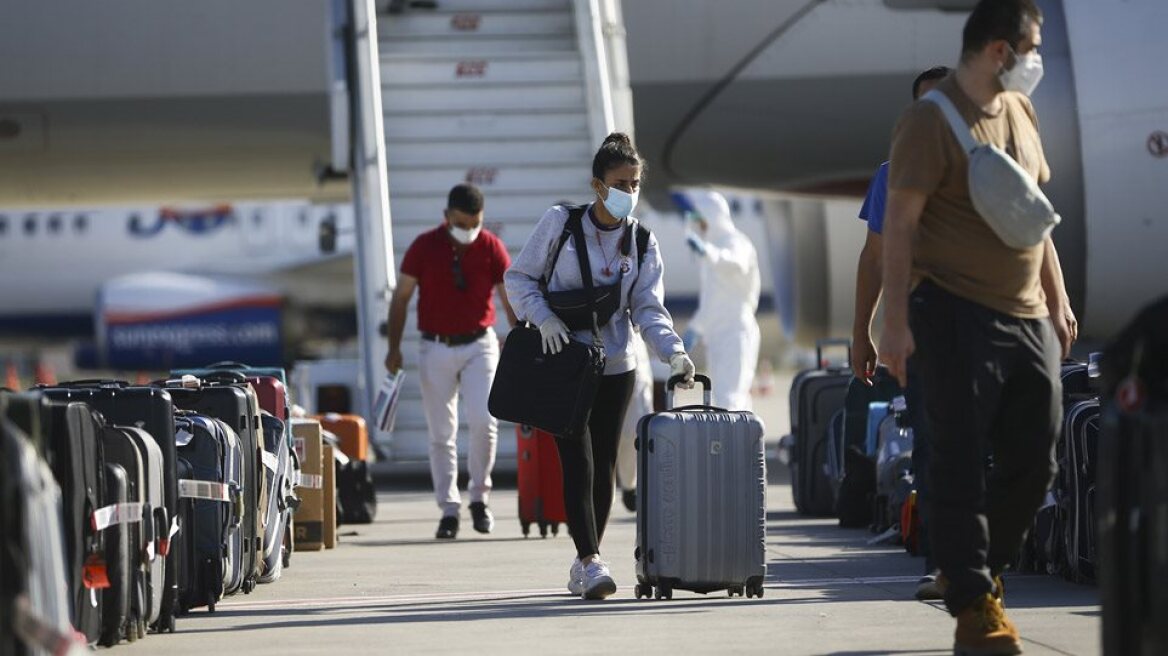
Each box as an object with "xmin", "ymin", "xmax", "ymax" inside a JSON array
[{"xmin": 489, "ymin": 324, "xmax": 605, "ymax": 439}]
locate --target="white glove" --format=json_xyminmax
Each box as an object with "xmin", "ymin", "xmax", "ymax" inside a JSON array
[
  {"xmin": 539, "ymin": 316, "xmax": 571, "ymax": 355},
  {"xmin": 669, "ymin": 352, "xmax": 696, "ymax": 389}
]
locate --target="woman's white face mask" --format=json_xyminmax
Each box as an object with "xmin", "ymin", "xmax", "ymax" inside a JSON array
[
  {"xmin": 999, "ymin": 46, "xmax": 1044, "ymax": 96},
  {"xmin": 600, "ymin": 184, "xmax": 639, "ymax": 220}
]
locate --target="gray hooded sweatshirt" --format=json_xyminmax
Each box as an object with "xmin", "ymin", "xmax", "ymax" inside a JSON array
[{"xmin": 504, "ymin": 203, "xmax": 684, "ymax": 375}]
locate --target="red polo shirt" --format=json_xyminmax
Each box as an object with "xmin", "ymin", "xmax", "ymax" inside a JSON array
[{"xmin": 400, "ymin": 225, "xmax": 510, "ymax": 336}]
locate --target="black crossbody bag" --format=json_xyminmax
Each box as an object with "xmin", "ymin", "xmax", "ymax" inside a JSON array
[{"xmin": 488, "ymin": 209, "xmax": 610, "ymax": 439}]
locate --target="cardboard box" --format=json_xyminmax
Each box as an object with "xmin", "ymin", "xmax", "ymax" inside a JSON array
[
  {"xmin": 292, "ymin": 418, "xmax": 324, "ymax": 551},
  {"xmin": 323, "ymin": 444, "xmax": 338, "ymax": 549}
]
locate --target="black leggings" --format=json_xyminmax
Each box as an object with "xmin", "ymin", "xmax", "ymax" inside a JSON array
[{"xmin": 554, "ymin": 371, "xmax": 636, "ymax": 560}]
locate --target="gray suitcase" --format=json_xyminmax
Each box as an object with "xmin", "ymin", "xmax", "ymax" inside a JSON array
[
  {"xmin": 634, "ymin": 374, "xmax": 767, "ymax": 600},
  {"xmin": 118, "ymin": 426, "xmax": 167, "ymax": 630}
]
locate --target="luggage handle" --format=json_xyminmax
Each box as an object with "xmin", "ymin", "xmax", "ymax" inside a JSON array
[
  {"xmin": 50, "ymin": 379, "xmax": 129, "ymax": 388},
  {"xmin": 667, "ymin": 373, "xmax": 712, "ymax": 409},
  {"xmin": 205, "ymin": 361, "xmax": 252, "ymax": 371},
  {"xmin": 202, "ymin": 371, "xmax": 248, "ymax": 384},
  {"xmin": 815, "ymin": 338, "xmax": 851, "ymax": 370}
]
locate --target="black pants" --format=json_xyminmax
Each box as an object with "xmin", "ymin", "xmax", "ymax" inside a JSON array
[
  {"xmin": 555, "ymin": 370, "xmax": 636, "ymax": 560},
  {"xmin": 904, "ymin": 360, "xmax": 935, "ymax": 574},
  {"xmin": 909, "ymin": 280, "xmax": 1061, "ymax": 616}
]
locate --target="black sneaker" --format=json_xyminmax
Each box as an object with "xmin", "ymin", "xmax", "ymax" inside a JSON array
[
  {"xmin": 469, "ymin": 501, "xmax": 494, "ymax": 534},
  {"xmin": 436, "ymin": 515, "xmax": 459, "ymax": 539},
  {"xmin": 622, "ymin": 489, "xmax": 636, "ymax": 513}
]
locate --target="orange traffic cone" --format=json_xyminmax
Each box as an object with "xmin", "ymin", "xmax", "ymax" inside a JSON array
[
  {"xmin": 4, "ymin": 361, "xmax": 20, "ymax": 390},
  {"xmin": 34, "ymin": 361, "xmax": 57, "ymax": 386}
]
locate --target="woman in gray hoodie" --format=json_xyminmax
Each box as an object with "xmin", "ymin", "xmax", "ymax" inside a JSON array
[{"xmin": 504, "ymin": 132, "xmax": 696, "ymax": 599}]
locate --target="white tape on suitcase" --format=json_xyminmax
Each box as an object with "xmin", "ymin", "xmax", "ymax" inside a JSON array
[
  {"xmin": 91, "ymin": 502, "xmax": 145, "ymax": 531},
  {"xmin": 177, "ymin": 479, "xmax": 232, "ymax": 503}
]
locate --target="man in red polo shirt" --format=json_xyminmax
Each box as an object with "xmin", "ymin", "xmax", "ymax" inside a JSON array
[{"xmin": 386, "ymin": 184, "xmax": 517, "ymax": 539}]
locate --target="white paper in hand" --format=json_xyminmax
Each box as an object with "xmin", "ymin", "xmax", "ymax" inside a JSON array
[{"xmin": 373, "ymin": 370, "xmax": 406, "ymax": 433}]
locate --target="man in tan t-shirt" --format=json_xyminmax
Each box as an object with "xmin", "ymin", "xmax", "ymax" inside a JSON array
[{"xmin": 879, "ymin": 1, "xmax": 1076, "ymax": 654}]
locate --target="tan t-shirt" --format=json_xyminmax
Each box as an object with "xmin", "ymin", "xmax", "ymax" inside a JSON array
[{"xmin": 889, "ymin": 75, "xmax": 1051, "ymax": 319}]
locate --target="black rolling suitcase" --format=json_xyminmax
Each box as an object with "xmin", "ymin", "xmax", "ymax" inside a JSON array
[
  {"xmin": 1097, "ymin": 296, "xmax": 1168, "ymax": 656},
  {"xmin": 44, "ymin": 401, "xmax": 108, "ymax": 645},
  {"xmin": 784, "ymin": 338, "xmax": 852, "ymax": 516},
  {"xmin": 1, "ymin": 394, "xmax": 80, "ymax": 655},
  {"xmin": 100, "ymin": 462, "xmax": 133, "ymax": 646},
  {"xmin": 161, "ymin": 378, "xmax": 263, "ymax": 594},
  {"xmin": 175, "ymin": 411, "xmax": 246, "ymax": 612},
  {"xmin": 41, "ymin": 381, "xmax": 180, "ymax": 633}
]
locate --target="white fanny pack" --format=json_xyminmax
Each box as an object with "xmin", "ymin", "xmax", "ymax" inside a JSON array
[{"xmin": 923, "ymin": 89, "xmax": 1059, "ymax": 250}]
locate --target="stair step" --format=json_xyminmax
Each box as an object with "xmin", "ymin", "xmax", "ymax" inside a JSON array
[
  {"xmin": 384, "ymin": 112, "xmax": 589, "ymax": 142},
  {"xmin": 381, "ymin": 55, "xmax": 581, "ymax": 87},
  {"xmin": 387, "ymin": 138, "xmax": 591, "ymax": 169},
  {"xmin": 381, "ymin": 36, "xmax": 574, "ymax": 56},
  {"xmin": 380, "ymin": 11, "xmax": 572, "ymax": 39},
  {"xmin": 387, "ymin": 164, "xmax": 587, "ymax": 196},
  {"xmin": 383, "ymin": 0, "xmax": 569, "ymax": 12},
  {"xmin": 384, "ymin": 85, "xmax": 584, "ymax": 114}
]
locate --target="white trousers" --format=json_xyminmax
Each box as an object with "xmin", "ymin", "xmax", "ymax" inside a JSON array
[
  {"xmin": 616, "ymin": 334, "xmax": 654, "ymax": 492},
  {"xmin": 417, "ymin": 329, "xmax": 499, "ymax": 516},
  {"xmin": 706, "ymin": 320, "xmax": 760, "ymax": 411}
]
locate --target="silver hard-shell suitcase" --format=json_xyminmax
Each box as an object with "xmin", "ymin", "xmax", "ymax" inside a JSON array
[{"xmin": 634, "ymin": 375, "xmax": 767, "ymax": 600}]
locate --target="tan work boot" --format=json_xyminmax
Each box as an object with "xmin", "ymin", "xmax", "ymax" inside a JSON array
[
  {"xmin": 953, "ymin": 593, "xmax": 1022, "ymax": 655},
  {"xmin": 933, "ymin": 574, "xmax": 1005, "ymax": 606}
]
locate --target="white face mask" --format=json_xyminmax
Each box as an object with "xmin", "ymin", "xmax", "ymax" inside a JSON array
[
  {"xmin": 999, "ymin": 47, "xmax": 1044, "ymax": 96},
  {"xmin": 448, "ymin": 224, "xmax": 481, "ymax": 245},
  {"xmin": 601, "ymin": 184, "xmax": 639, "ymax": 220}
]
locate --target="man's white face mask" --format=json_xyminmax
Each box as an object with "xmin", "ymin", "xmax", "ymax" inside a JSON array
[
  {"xmin": 449, "ymin": 224, "xmax": 481, "ymax": 245},
  {"xmin": 999, "ymin": 46, "xmax": 1044, "ymax": 96}
]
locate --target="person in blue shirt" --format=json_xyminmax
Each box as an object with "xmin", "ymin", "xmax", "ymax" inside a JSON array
[{"xmin": 852, "ymin": 65, "xmax": 950, "ymax": 600}]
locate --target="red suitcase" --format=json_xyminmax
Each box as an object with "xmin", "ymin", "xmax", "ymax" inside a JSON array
[
  {"xmin": 517, "ymin": 424, "xmax": 567, "ymax": 538},
  {"xmin": 247, "ymin": 376, "xmax": 288, "ymax": 422}
]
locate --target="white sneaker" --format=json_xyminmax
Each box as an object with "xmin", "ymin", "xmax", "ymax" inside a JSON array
[
  {"xmin": 567, "ymin": 559, "xmax": 584, "ymax": 596},
  {"xmin": 581, "ymin": 559, "xmax": 617, "ymax": 600}
]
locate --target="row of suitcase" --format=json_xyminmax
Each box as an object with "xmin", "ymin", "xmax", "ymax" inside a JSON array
[
  {"xmin": 0, "ymin": 364, "xmax": 303, "ymax": 653},
  {"xmin": 783, "ymin": 340, "xmax": 1112, "ymax": 574}
]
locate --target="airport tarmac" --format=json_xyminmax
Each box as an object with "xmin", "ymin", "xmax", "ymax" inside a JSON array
[{"xmin": 118, "ymin": 473, "xmax": 1101, "ymax": 656}]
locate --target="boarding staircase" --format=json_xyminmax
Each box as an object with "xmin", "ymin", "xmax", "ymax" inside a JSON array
[{"xmin": 377, "ymin": 0, "xmax": 628, "ymax": 465}]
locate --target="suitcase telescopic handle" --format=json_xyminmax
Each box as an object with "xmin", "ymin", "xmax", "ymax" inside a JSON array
[
  {"xmin": 667, "ymin": 373, "xmax": 712, "ymax": 409},
  {"xmin": 815, "ymin": 338, "xmax": 851, "ymax": 370}
]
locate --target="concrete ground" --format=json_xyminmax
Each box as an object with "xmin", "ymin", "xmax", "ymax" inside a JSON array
[{"xmin": 120, "ymin": 470, "xmax": 1100, "ymax": 656}]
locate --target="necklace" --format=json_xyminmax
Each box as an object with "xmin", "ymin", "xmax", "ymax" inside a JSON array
[{"xmin": 594, "ymin": 228, "xmax": 620, "ymax": 276}]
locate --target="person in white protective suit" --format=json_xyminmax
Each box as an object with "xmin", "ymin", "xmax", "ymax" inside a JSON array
[
  {"xmin": 615, "ymin": 330, "xmax": 655, "ymax": 512},
  {"xmin": 681, "ymin": 189, "xmax": 761, "ymax": 411}
]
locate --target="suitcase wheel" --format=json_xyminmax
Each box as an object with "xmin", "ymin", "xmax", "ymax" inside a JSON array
[
  {"xmin": 551, "ymin": 523, "xmax": 560, "ymax": 536},
  {"xmin": 728, "ymin": 586, "xmax": 745, "ymax": 598},
  {"xmin": 243, "ymin": 578, "xmax": 256, "ymax": 594},
  {"xmin": 282, "ymin": 545, "xmax": 291, "ymax": 569},
  {"xmin": 520, "ymin": 521, "xmax": 531, "ymax": 537},
  {"xmin": 538, "ymin": 522, "xmax": 549, "ymax": 538},
  {"xmin": 163, "ymin": 614, "xmax": 177, "ymax": 633},
  {"xmin": 746, "ymin": 581, "xmax": 764, "ymax": 599},
  {"xmin": 634, "ymin": 583, "xmax": 651, "ymax": 599},
  {"xmin": 654, "ymin": 584, "xmax": 673, "ymax": 601}
]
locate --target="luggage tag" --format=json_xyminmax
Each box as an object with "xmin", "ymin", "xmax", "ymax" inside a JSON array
[
  {"xmin": 158, "ymin": 517, "xmax": 179, "ymax": 557},
  {"xmin": 83, "ymin": 553, "xmax": 111, "ymax": 590}
]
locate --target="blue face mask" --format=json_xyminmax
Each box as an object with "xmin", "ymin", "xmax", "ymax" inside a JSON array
[{"xmin": 600, "ymin": 184, "xmax": 639, "ymax": 220}]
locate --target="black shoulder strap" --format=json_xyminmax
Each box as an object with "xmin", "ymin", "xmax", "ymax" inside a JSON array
[
  {"xmin": 564, "ymin": 208, "xmax": 597, "ymax": 298},
  {"xmin": 545, "ymin": 205, "xmax": 586, "ymax": 282},
  {"xmin": 635, "ymin": 223, "xmax": 651, "ymax": 268}
]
